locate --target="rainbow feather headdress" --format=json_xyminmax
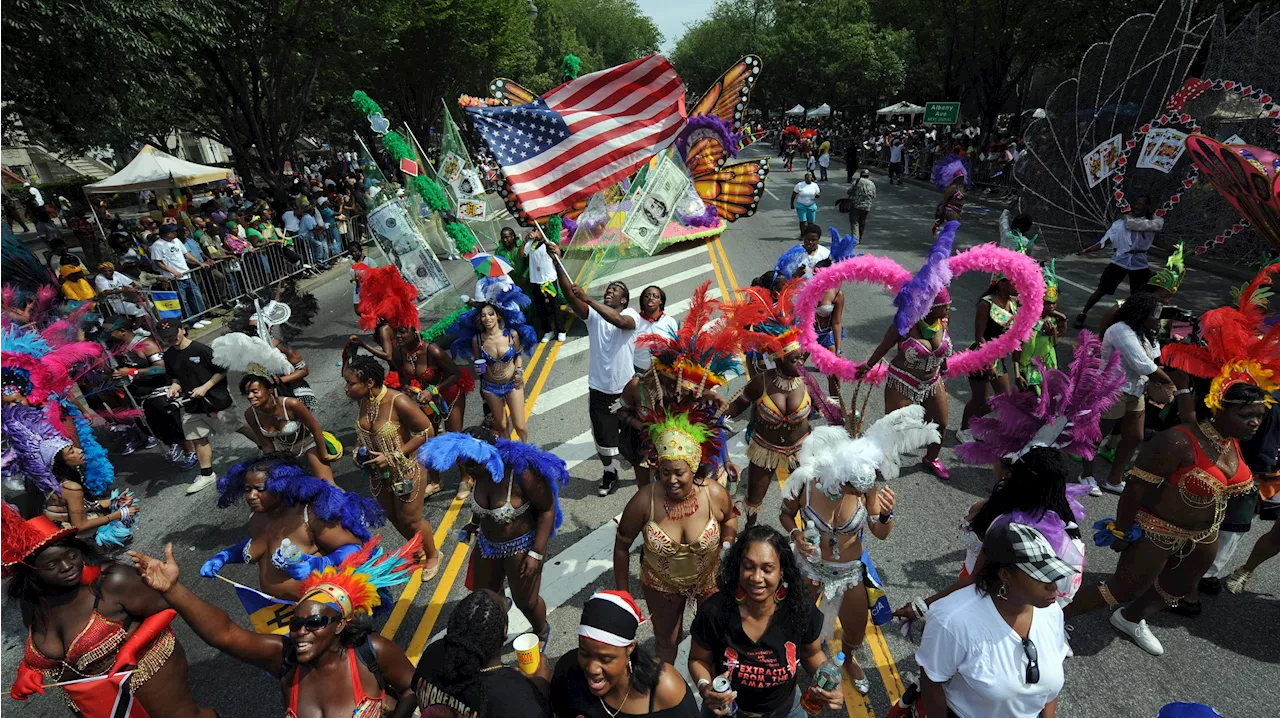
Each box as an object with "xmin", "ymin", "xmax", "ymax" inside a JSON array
[
  {"xmin": 298, "ymin": 534, "xmax": 424, "ymax": 620},
  {"xmin": 726, "ymin": 280, "xmax": 805, "ymax": 359},
  {"xmin": 1162, "ymin": 264, "xmax": 1280, "ymax": 410},
  {"xmin": 639, "ymin": 280, "xmax": 742, "ymax": 396},
  {"xmin": 956, "ymin": 329, "xmax": 1125, "ymax": 464}
]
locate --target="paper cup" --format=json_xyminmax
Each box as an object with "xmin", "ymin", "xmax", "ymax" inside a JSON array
[{"xmin": 513, "ymin": 632, "xmax": 540, "ymax": 675}]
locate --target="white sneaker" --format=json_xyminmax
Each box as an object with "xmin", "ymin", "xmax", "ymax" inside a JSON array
[
  {"xmin": 556, "ymin": 332, "xmax": 566, "ymax": 342},
  {"xmin": 186, "ymin": 473, "xmax": 217, "ymax": 495},
  {"xmin": 1101, "ymin": 480, "xmax": 1126, "ymax": 495},
  {"xmin": 540, "ymin": 333, "xmax": 551, "ymax": 344},
  {"xmin": 956, "ymin": 428, "xmax": 973, "ymax": 444},
  {"xmin": 1110, "ymin": 609, "xmax": 1164, "ymax": 655},
  {"xmin": 1081, "ymin": 476, "xmax": 1103, "ymax": 497},
  {"xmin": 194, "ymin": 320, "xmax": 212, "ymax": 329}
]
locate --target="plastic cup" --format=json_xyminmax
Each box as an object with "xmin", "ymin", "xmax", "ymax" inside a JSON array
[{"xmin": 513, "ymin": 632, "xmax": 540, "ymax": 675}]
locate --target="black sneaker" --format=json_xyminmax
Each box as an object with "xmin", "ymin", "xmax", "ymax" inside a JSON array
[
  {"xmin": 1164, "ymin": 600, "xmax": 1202, "ymax": 617},
  {"xmin": 598, "ymin": 471, "xmax": 619, "ymax": 497},
  {"xmin": 1199, "ymin": 576, "xmax": 1223, "ymax": 595},
  {"xmin": 1073, "ymin": 312, "xmax": 1087, "ymax": 329}
]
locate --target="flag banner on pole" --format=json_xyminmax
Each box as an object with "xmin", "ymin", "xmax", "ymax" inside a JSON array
[
  {"xmin": 151, "ymin": 290, "xmax": 182, "ymax": 318},
  {"xmin": 466, "ymin": 54, "xmax": 687, "ymax": 219},
  {"xmin": 222, "ymin": 576, "xmax": 296, "ymax": 634}
]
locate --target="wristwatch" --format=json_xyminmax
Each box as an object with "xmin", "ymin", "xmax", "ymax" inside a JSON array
[{"xmin": 878, "ymin": 512, "xmax": 894, "ymax": 524}]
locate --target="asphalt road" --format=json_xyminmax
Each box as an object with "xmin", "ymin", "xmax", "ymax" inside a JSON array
[{"xmin": 4, "ymin": 144, "xmax": 1276, "ymax": 717}]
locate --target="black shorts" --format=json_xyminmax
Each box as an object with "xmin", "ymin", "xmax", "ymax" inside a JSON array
[
  {"xmin": 588, "ymin": 388, "xmax": 622, "ymax": 457},
  {"xmin": 1097, "ymin": 263, "xmax": 1151, "ymax": 296}
]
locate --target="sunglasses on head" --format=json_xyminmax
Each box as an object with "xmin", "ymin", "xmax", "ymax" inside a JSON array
[
  {"xmin": 289, "ymin": 615, "xmax": 336, "ymax": 634},
  {"xmin": 1021, "ymin": 637, "xmax": 1039, "ymax": 684}
]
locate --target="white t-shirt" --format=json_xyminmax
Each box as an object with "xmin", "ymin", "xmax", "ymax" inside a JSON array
[
  {"xmin": 149, "ymin": 238, "xmax": 190, "ymax": 278},
  {"xmin": 523, "ymin": 241, "xmax": 557, "ymax": 284},
  {"xmin": 586, "ymin": 306, "xmax": 641, "ymax": 394},
  {"xmin": 632, "ymin": 313, "xmax": 679, "ymax": 370},
  {"xmin": 94, "ymin": 272, "xmax": 145, "ymax": 316},
  {"xmin": 1102, "ymin": 322, "xmax": 1159, "ymax": 397},
  {"xmin": 890, "ymin": 143, "xmax": 904, "ymax": 163},
  {"xmin": 916, "ymin": 585, "xmax": 1067, "ymax": 718},
  {"xmin": 792, "ymin": 181, "xmax": 820, "ymax": 207},
  {"xmin": 800, "ymin": 244, "xmax": 830, "ymax": 277},
  {"xmin": 281, "ymin": 210, "xmax": 301, "ymax": 234}
]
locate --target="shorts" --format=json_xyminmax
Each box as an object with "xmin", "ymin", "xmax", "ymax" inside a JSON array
[
  {"xmin": 182, "ymin": 411, "xmax": 234, "ymax": 440},
  {"xmin": 795, "ymin": 203, "xmax": 817, "ymax": 223},
  {"xmin": 1103, "ymin": 392, "xmax": 1145, "ymax": 420},
  {"xmin": 1097, "ymin": 263, "xmax": 1152, "ymax": 296},
  {"xmin": 588, "ymin": 388, "xmax": 622, "ymax": 457}
]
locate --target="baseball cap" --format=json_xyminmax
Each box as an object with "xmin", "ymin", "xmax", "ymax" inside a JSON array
[
  {"xmin": 155, "ymin": 319, "xmax": 182, "ymax": 343},
  {"xmin": 983, "ymin": 522, "xmax": 1076, "ymax": 584}
]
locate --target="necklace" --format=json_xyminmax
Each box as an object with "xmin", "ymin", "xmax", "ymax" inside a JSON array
[
  {"xmin": 772, "ymin": 374, "xmax": 803, "ymax": 392},
  {"xmin": 664, "ymin": 491, "xmax": 700, "ymax": 520},
  {"xmin": 1198, "ymin": 419, "xmax": 1231, "ymax": 453},
  {"xmin": 367, "ymin": 385, "xmax": 387, "ymax": 427},
  {"xmin": 599, "ymin": 681, "xmax": 632, "ymax": 718},
  {"xmin": 916, "ymin": 318, "xmax": 941, "ymax": 339},
  {"xmin": 480, "ymin": 665, "xmax": 504, "ymax": 673}
]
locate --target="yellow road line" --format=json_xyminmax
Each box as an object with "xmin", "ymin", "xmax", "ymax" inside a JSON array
[
  {"xmin": 830, "ymin": 621, "xmax": 875, "ymax": 718},
  {"xmin": 713, "ymin": 235, "xmax": 740, "ymax": 291},
  {"xmin": 705, "ymin": 238, "xmax": 730, "ymax": 300},
  {"xmin": 523, "ymin": 333, "xmax": 567, "ymax": 417},
  {"xmin": 405, "ymin": 541, "xmax": 473, "ymax": 662}
]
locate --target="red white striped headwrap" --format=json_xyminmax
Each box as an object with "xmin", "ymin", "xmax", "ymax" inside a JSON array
[{"xmin": 578, "ymin": 590, "xmax": 645, "ymax": 647}]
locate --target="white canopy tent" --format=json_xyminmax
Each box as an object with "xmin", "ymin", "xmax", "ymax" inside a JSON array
[
  {"xmin": 805, "ymin": 103, "xmax": 831, "ymax": 119},
  {"xmin": 85, "ymin": 145, "xmax": 232, "ymax": 194},
  {"xmin": 785, "ymin": 104, "xmax": 806, "ymax": 116},
  {"xmin": 876, "ymin": 101, "xmax": 925, "ymax": 117}
]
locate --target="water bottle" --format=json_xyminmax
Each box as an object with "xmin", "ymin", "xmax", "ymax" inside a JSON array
[
  {"xmin": 800, "ymin": 652, "xmax": 844, "ymax": 715},
  {"xmin": 711, "ymin": 675, "xmax": 737, "ymax": 716},
  {"xmin": 803, "ymin": 524, "xmax": 822, "ymax": 554},
  {"xmin": 275, "ymin": 538, "xmax": 302, "ymax": 567}
]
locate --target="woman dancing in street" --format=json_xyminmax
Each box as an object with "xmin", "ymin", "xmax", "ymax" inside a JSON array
[
  {"xmin": 724, "ymin": 280, "xmax": 812, "ymax": 526},
  {"xmin": 958, "ymin": 275, "xmax": 1019, "ymax": 441},
  {"xmin": 449, "ymin": 275, "xmax": 538, "ymax": 443},
  {"xmin": 1066, "ymin": 274, "xmax": 1276, "ymax": 656},
  {"xmin": 129, "ymin": 536, "xmax": 421, "ymax": 717},
  {"xmin": 419, "ymin": 427, "xmax": 570, "ymax": 649},
  {"xmin": 780, "ymin": 406, "xmax": 938, "ymax": 694},
  {"xmin": 4, "ymin": 505, "xmax": 213, "ymax": 717},
  {"xmin": 342, "ymin": 352, "xmax": 441, "ymax": 580},
  {"xmin": 239, "ymin": 373, "xmax": 339, "ymax": 483},
  {"xmin": 615, "ymin": 407, "xmax": 738, "ymax": 663},
  {"xmin": 200, "ymin": 452, "xmax": 384, "ymax": 601}
]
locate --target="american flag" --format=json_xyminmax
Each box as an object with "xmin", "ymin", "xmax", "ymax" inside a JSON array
[{"xmin": 466, "ymin": 54, "xmax": 687, "ymax": 218}]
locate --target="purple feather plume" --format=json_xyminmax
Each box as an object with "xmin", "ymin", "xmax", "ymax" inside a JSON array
[
  {"xmin": 561, "ymin": 216, "xmax": 578, "ymax": 240},
  {"xmin": 932, "ymin": 155, "xmax": 969, "ymax": 191},
  {"xmin": 680, "ymin": 204, "xmax": 720, "ymax": 228},
  {"xmin": 956, "ymin": 330, "xmax": 1125, "ymax": 464},
  {"xmin": 892, "ymin": 221, "xmax": 956, "ymax": 336},
  {"xmin": 676, "ymin": 114, "xmax": 742, "ymax": 161}
]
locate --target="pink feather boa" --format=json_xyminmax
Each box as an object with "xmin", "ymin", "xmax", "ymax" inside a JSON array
[{"xmin": 796, "ymin": 244, "xmax": 1044, "ymax": 383}]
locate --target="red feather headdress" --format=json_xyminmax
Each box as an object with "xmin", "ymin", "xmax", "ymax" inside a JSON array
[
  {"xmin": 297, "ymin": 533, "xmax": 424, "ymax": 619},
  {"xmin": 724, "ymin": 279, "xmax": 805, "ymax": 359},
  {"xmin": 1162, "ymin": 263, "xmax": 1280, "ymax": 409},
  {"xmin": 354, "ymin": 264, "xmax": 420, "ymax": 332},
  {"xmin": 2, "ymin": 502, "xmax": 77, "ymax": 578}
]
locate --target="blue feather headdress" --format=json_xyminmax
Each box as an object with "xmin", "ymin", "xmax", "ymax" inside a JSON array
[
  {"xmin": 892, "ymin": 220, "xmax": 957, "ymax": 336},
  {"xmin": 217, "ymin": 455, "xmax": 385, "ymax": 541},
  {"xmin": 496, "ymin": 437, "xmax": 570, "ymax": 536},
  {"xmin": 774, "ymin": 245, "xmax": 808, "ymax": 280},
  {"xmin": 828, "ymin": 226, "xmax": 859, "ymax": 263},
  {"xmin": 448, "ymin": 279, "xmax": 538, "ymax": 359},
  {"xmin": 416, "ymin": 432, "xmax": 505, "ymax": 483},
  {"xmin": 68, "ymin": 407, "xmax": 113, "ymax": 496}
]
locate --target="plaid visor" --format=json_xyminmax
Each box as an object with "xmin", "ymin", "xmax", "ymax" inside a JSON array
[{"xmin": 985, "ymin": 522, "xmax": 1077, "ymax": 584}]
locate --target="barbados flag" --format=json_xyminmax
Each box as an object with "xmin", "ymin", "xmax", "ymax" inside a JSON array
[
  {"xmin": 152, "ymin": 290, "xmax": 182, "ymax": 319},
  {"xmin": 222, "ymin": 578, "xmax": 295, "ymax": 634},
  {"xmin": 862, "ymin": 548, "xmax": 894, "ymax": 627}
]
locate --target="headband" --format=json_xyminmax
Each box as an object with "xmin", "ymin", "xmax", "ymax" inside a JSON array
[
  {"xmin": 578, "ymin": 590, "xmax": 644, "ymax": 647},
  {"xmin": 300, "ymin": 583, "xmax": 353, "ymax": 619}
]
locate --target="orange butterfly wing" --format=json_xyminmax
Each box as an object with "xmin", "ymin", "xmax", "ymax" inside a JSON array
[
  {"xmin": 693, "ymin": 157, "xmax": 769, "ymax": 222},
  {"xmin": 688, "ymin": 55, "xmax": 762, "ymax": 134},
  {"xmin": 489, "ymin": 78, "xmax": 536, "ymax": 107}
]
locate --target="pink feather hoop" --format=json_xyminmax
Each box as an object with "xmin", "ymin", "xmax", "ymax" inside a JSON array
[{"xmin": 797, "ymin": 244, "xmax": 1045, "ymax": 382}]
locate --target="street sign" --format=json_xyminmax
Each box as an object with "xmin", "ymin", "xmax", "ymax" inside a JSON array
[{"xmin": 924, "ymin": 102, "xmax": 960, "ymax": 124}]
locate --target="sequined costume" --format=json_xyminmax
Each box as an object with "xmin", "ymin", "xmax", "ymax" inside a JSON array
[{"xmin": 641, "ymin": 485, "xmax": 721, "ymax": 599}]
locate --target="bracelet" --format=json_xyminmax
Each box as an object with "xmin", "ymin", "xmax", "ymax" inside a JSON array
[
  {"xmin": 118, "ymin": 506, "xmax": 130, "ymax": 524},
  {"xmin": 527, "ymin": 550, "xmax": 544, "ymax": 562},
  {"xmin": 1175, "ymin": 387, "xmax": 1193, "ymax": 396},
  {"xmin": 788, "ymin": 527, "xmax": 804, "ymax": 540},
  {"xmin": 878, "ymin": 512, "xmax": 893, "ymax": 524}
]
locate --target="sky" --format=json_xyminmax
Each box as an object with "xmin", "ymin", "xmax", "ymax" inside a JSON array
[{"xmin": 640, "ymin": 0, "xmax": 718, "ymax": 53}]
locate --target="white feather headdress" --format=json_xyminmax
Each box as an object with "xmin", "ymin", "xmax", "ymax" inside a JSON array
[
  {"xmin": 783, "ymin": 405, "xmax": 940, "ymax": 499},
  {"xmin": 211, "ymin": 332, "xmax": 294, "ymax": 377}
]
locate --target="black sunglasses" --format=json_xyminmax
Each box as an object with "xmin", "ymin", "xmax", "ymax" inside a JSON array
[
  {"xmin": 1021, "ymin": 637, "xmax": 1039, "ymax": 684},
  {"xmin": 289, "ymin": 615, "xmax": 335, "ymax": 634}
]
